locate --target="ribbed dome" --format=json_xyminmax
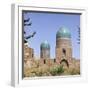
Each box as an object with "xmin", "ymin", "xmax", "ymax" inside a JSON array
[
  {"xmin": 40, "ymin": 41, "xmax": 50, "ymax": 49},
  {"xmin": 56, "ymin": 27, "xmax": 71, "ymax": 39}
]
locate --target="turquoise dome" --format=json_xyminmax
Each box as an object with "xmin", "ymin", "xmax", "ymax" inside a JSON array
[
  {"xmin": 56, "ymin": 27, "xmax": 71, "ymax": 38},
  {"xmin": 40, "ymin": 41, "xmax": 50, "ymax": 49}
]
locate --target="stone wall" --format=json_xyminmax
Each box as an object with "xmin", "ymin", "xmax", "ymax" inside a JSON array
[{"xmin": 24, "ymin": 44, "xmax": 34, "ymax": 68}]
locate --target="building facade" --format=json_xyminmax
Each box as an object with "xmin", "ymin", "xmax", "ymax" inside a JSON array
[
  {"xmin": 40, "ymin": 41, "xmax": 50, "ymax": 59},
  {"xmin": 56, "ymin": 27, "xmax": 72, "ymax": 67}
]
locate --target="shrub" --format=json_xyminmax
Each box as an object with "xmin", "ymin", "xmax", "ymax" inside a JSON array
[
  {"xmin": 50, "ymin": 67, "xmax": 57, "ymax": 76},
  {"xmin": 63, "ymin": 67, "xmax": 80, "ymax": 75},
  {"xmin": 57, "ymin": 65, "xmax": 64, "ymax": 74},
  {"xmin": 50, "ymin": 65, "xmax": 64, "ymax": 76},
  {"xmin": 69, "ymin": 68, "xmax": 80, "ymax": 75}
]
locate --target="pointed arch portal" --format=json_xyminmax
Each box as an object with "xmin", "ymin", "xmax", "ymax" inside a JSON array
[{"xmin": 60, "ymin": 59, "xmax": 69, "ymax": 67}]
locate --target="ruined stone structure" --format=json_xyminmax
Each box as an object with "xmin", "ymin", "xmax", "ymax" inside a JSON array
[{"xmin": 24, "ymin": 43, "xmax": 34, "ymax": 68}]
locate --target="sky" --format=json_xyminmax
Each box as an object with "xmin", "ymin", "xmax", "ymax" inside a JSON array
[{"xmin": 23, "ymin": 11, "xmax": 80, "ymax": 59}]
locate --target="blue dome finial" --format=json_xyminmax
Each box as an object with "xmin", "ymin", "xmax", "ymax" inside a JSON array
[{"xmin": 56, "ymin": 27, "xmax": 71, "ymax": 38}]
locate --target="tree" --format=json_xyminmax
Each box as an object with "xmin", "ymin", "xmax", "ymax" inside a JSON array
[
  {"xmin": 24, "ymin": 17, "xmax": 36, "ymax": 43},
  {"xmin": 77, "ymin": 26, "xmax": 80, "ymax": 44}
]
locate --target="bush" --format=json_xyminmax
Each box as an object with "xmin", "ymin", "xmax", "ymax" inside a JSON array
[
  {"xmin": 50, "ymin": 65, "xmax": 64, "ymax": 76},
  {"xmin": 63, "ymin": 67, "xmax": 80, "ymax": 75},
  {"xmin": 57, "ymin": 65, "xmax": 64, "ymax": 74},
  {"xmin": 69, "ymin": 68, "xmax": 80, "ymax": 75}
]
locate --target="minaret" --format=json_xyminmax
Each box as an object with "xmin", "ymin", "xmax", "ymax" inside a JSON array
[
  {"xmin": 40, "ymin": 40, "xmax": 50, "ymax": 59},
  {"xmin": 56, "ymin": 27, "xmax": 72, "ymax": 65}
]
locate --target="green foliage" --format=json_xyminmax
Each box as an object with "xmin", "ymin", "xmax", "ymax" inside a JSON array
[
  {"xmin": 57, "ymin": 65, "xmax": 64, "ymax": 74},
  {"xmin": 50, "ymin": 65, "xmax": 64, "ymax": 76},
  {"xmin": 24, "ymin": 62, "xmax": 80, "ymax": 77}
]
